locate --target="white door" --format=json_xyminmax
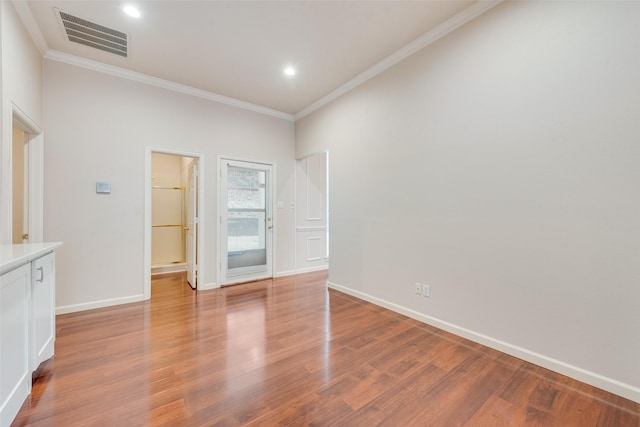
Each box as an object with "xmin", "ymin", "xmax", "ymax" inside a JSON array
[
  {"xmin": 295, "ymin": 153, "xmax": 329, "ymax": 270},
  {"xmin": 185, "ymin": 160, "xmax": 198, "ymax": 289},
  {"xmin": 26, "ymin": 131, "xmax": 44, "ymax": 243},
  {"xmin": 219, "ymin": 159, "xmax": 273, "ymax": 285}
]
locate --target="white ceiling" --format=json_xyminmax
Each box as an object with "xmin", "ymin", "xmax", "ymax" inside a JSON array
[{"xmin": 23, "ymin": 1, "xmax": 481, "ymax": 117}]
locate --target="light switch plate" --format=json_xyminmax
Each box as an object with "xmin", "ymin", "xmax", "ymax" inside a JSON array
[{"xmin": 96, "ymin": 182, "xmax": 111, "ymax": 194}]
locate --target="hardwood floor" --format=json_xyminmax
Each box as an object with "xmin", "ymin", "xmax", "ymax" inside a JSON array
[{"xmin": 13, "ymin": 271, "xmax": 639, "ymax": 426}]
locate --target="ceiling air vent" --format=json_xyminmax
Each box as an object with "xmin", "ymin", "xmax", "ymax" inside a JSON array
[{"xmin": 56, "ymin": 9, "xmax": 128, "ymax": 58}]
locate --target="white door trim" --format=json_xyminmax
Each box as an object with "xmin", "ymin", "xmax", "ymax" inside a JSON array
[
  {"xmin": 3, "ymin": 103, "xmax": 44, "ymax": 244},
  {"xmin": 185, "ymin": 160, "xmax": 198, "ymax": 289},
  {"xmin": 144, "ymin": 147, "xmax": 205, "ymax": 300},
  {"xmin": 217, "ymin": 155, "xmax": 277, "ymax": 286}
]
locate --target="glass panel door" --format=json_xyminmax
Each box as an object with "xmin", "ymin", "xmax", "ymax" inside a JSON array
[{"xmin": 220, "ymin": 159, "xmax": 273, "ymax": 284}]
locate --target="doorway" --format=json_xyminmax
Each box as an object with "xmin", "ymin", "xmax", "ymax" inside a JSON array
[
  {"xmin": 218, "ymin": 157, "xmax": 274, "ymax": 285},
  {"xmin": 12, "ymin": 124, "xmax": 28, "ymax": 243},
  {"xmin": 10, "ymin": 105, "xmax": 44, "ymax": 244},
  {"xmin": 144, "ymin": 148, "xmax": 205, "ymax": 300},
  {"xmin": 150, "ymin": 153, "xmax": 198, "ymax": 285}
]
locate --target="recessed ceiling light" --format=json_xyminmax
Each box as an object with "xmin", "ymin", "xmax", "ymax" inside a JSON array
[
  {"xmin": 123, "ymin": 5, "xmax": 141, "ymax": 18},
  {"xmin": 284, "ymin": 67, "xmax": 296, "ymax": 77}
]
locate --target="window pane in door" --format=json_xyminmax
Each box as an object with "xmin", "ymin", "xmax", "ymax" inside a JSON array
[
  {"xmin": 227, "ymin": 166, "xmax": 267, "ymax": 270},
  {"xmin": 228, "ymin": 167, "xmax": 265, "ymax": 210}
]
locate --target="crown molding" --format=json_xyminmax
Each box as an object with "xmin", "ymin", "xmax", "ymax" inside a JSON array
[
  {"xmin": 20, "ymin": 0, "xmax": 500, "ymax": 123},
  {"xmin": 13, "ymin": 0, "xmax": 292, "ymax": 120},
  {"xmin": 11, "ymin": 0, "xmax": 49, "ymax": 54},
  {"xmin": 44, "ymin": 50, "xmax": 295, "ymax": 122},
  {"xmin": 294, "ymin": 0, "xmax": 503, "ymax": 120}
]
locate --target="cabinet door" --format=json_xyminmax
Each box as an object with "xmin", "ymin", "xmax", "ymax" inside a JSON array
[
  {"xmin": 0, "ymin": 264, "xmax": 31, "ymax": 427},
  {"xmin": 31, "ymin": 252, "xmax": 55, "ymax": 370}
]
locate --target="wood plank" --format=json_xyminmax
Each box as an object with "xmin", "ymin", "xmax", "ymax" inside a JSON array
[{"xmin": 12, "ymin": 271, "xmax": 639, "ymax": 426}]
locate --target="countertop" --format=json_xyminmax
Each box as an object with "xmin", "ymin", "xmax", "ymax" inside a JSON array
[{"xmin": 0, "ymin": 242, "xmax": 63, "ymax": 275}]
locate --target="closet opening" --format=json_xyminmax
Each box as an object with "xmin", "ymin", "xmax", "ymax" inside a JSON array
[{"xmin": 144, "ymin": 148, "xmax": 204, "ymax": 299}]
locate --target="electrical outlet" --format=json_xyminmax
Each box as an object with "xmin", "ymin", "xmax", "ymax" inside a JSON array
[
  {"xmin": 422, "ymin": 283, "xmax": 430, "ymax": 297},
  {"xmin": 415, "ymin": 282, "xmax": 422, "ymax": 294}
]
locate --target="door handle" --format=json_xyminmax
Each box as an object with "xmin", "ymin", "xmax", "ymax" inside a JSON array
[{"xmin": 36, "ymin": 266, "xmax": 44, "ymax": 283}]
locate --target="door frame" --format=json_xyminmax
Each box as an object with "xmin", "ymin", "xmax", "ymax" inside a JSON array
[
  {"xmin": 185, "ymin": 160, "xmax": 198, "ymax": 289},
  {"xmin": 217, "ymin": 155, "xmax": 277, "ymax": 286},
  {"xmin": 5, "ymin": 103, "xmax": 44, "ymax": 244},
  {"xmin": 144, "ymin": 147, "xmax": 205, "ymax": 300}
]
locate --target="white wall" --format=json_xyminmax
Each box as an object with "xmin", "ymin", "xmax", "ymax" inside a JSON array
[
  {"xmin": 296, "ymin": 1, "xmax": 640, "ymax": 401},
  {"xmin": 44, "ymin": 59, "xmax": 296, "ymax": 312},
  {"xmin": 0, "ymin": 1, "xmax": 43, "ymax": 243},
  {"xmin": 152, "ymin": 152, "xmax": 182, "ymax": 187}
]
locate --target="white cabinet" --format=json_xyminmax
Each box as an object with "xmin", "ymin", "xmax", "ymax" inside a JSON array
[
  {"xmin": 0, "ymin": 243, "xmax": 61, "ymax": 427},
  {"xmin": 0, "ymin": 264, "xmax": 31, "ymax": 427},
  {"xmin": 31, "ymin": 252, "xmax": 56, "ymax": 371}
]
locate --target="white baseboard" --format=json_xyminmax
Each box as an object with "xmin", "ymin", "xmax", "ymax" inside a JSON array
[
  {"xmin": 55, "ymin": 281, "xmax": 219, "ymax": 314},
  {"xmin": 275, "ymin": 265, "xmax": 329, "ymax": 278},
  {"xmin": 151, "ymin": 264, "xmax": 186, "ymax": 275},
  {"xmin": 328, "ymin": 281, "xmax": 640, "ymax": 404},
  {"xmin": 56, "ymin": 294, "xmax": 146, "ymax": 315},
  {"xmin": 198, "ymin": 282, "xmax": 218, "ymax": 291}
]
